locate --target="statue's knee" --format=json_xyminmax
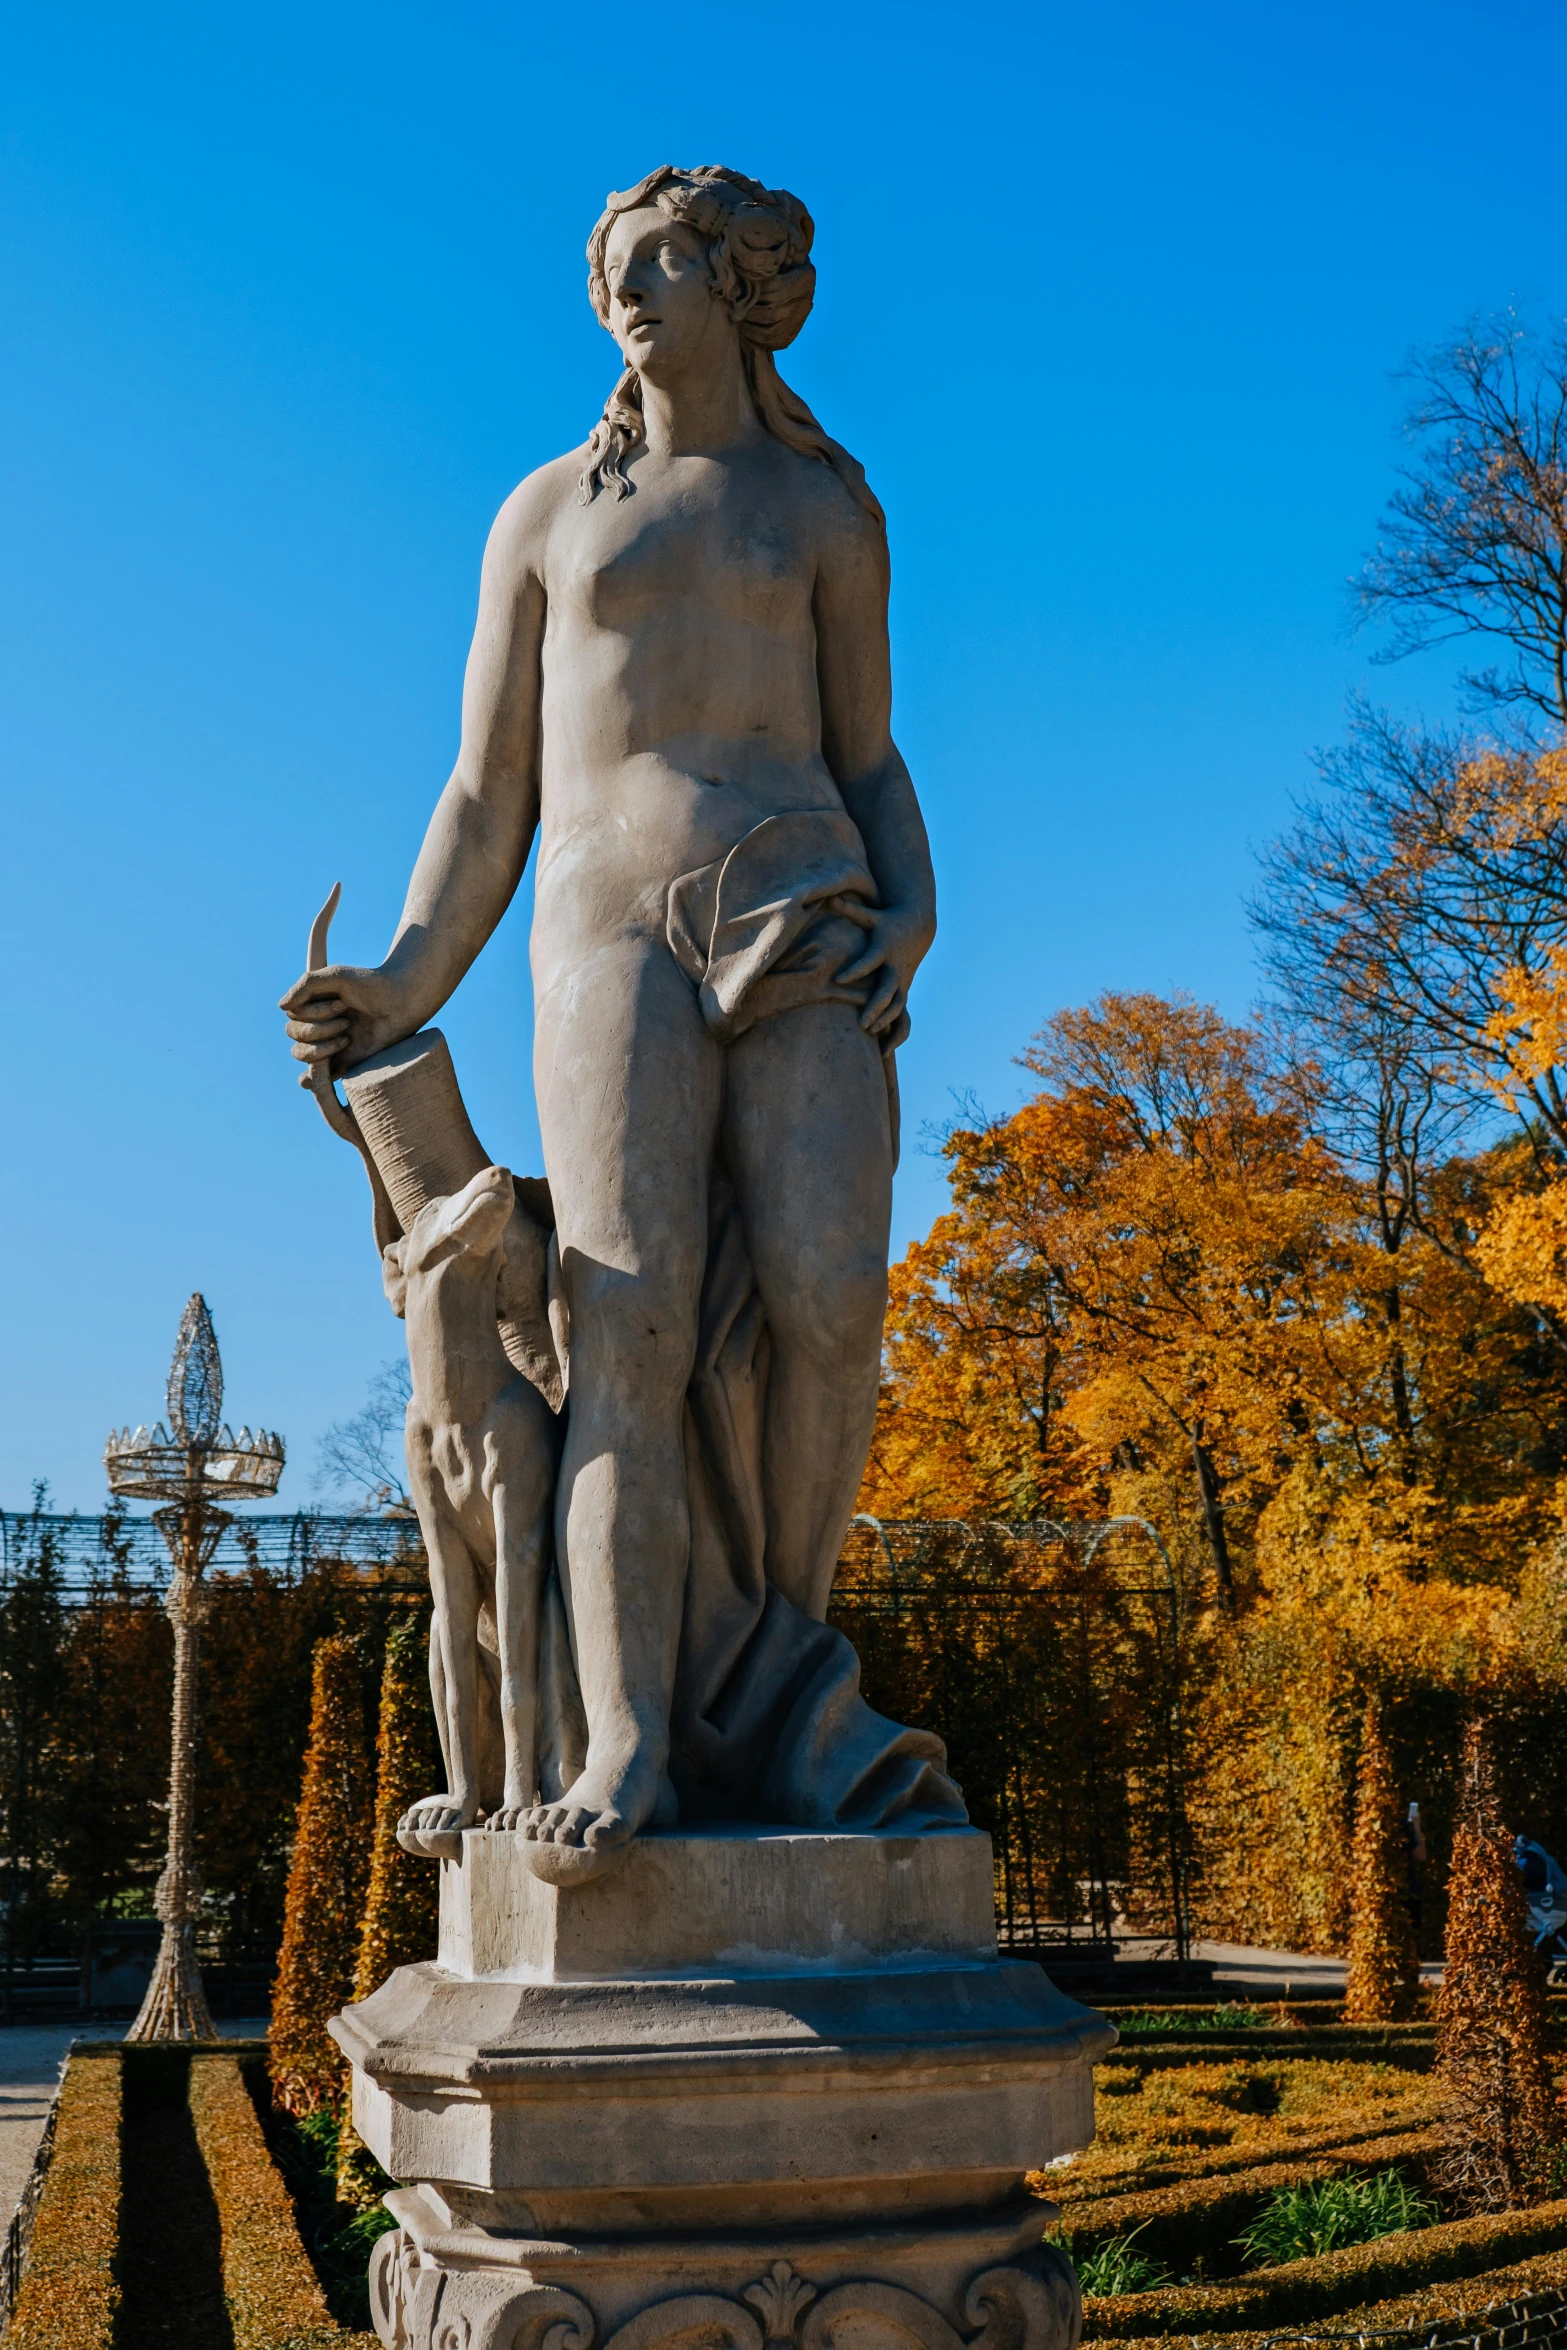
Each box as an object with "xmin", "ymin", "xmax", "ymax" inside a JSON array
[
  {"xmin": 565, "ymin": 1268, "xmax": 698, "ymax": 1401},
  {"xmin": 771, "ymin": 1252, "xmax": 886, "ymax": 1363}
]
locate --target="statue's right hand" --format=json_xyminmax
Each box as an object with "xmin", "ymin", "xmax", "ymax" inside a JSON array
[{"xmin": 278, "ymin": 962, "xmax": 405, "ymax": 1080}]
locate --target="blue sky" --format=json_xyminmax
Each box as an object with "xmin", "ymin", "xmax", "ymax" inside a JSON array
[{"xmin": 3, "ymin": 0, "xmax": 1564, "ymax": 1509}]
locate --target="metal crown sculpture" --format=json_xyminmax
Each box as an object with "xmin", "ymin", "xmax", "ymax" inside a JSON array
[{"xmin": 104, "ymin": 1295, "xmax": 285, "ymax": 2039}]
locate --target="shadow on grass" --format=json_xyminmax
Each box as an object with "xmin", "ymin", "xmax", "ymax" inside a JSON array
[{"xmin": 118, "ymin": 2048, "xmax": 235, "ymax": 2350}]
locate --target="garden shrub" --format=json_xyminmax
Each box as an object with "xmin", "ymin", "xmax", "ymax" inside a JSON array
[
  {"xmin": 1069, "ymin": 2224, "xmax": 1171, "ymax": 2295},
  {"xmin": 1081, "ymin": 2194, "xmax": 1567, "ymax": 2335},
  {"xmin": 1435, "ymin": 1718, "xmax": 1564, "ymax": 2211},
  {"xmin": 7, "ymin": 2049, "xmax": 118, "ymax": 2350},
  {"xmin": 1114, "ymin": 2006, "xmax": 1270, "ymax": 2038},
  {"xmin": 1343, "ymin": 1698, "xmax": 1420, "ymax": 2023},
  {"xmin": 270, "ymin": 1635, "xmax": 375, "ymax": 2119},
  {"xmin": 1059, "ymin": 2126, "xmax": 1445, "ymax": 2274}
]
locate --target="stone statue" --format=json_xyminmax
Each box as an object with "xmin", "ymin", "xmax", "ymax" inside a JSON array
[
  {"xmin": 294, "ymin": 168, "xmax": 1111, "ymax": 2350},
  {"xmin": 284, "ymin": 163, "xmax": 963, "ymax": 1879}
]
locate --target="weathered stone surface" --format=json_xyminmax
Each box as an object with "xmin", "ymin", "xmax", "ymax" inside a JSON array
[
  {"xmin": 302, "ymin": 163, "xmax": 1114, "ymax": 2350},
  {"xmin": 332, "ymin": 1827, "xmax": 1111, "ymax": 2345},
  {"xmin": 437, "ymin": 1825, "xmax": 997, "ymax": 1980},
  {"xmin": 368, "ymin": 2211, "xmax": 1084, "ymax": 2350}
]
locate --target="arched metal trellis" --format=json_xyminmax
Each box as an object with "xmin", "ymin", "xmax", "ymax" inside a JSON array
[{"xmin": 833, "ymin": 1516, "xmax": 1193, "ymax": 1962}]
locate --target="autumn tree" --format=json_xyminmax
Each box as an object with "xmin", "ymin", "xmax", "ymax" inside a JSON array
[
  {"xmin": 1258, "ymin": 317, "xmax": 1567, "ymax": 1331},
  {"xmin": 866, "ymin": 994, "xmax": 1365, "ymax": 1608},
  {"xmin": 1357, "ymin": 315, "xmax": 1567, "ymax": 729}
]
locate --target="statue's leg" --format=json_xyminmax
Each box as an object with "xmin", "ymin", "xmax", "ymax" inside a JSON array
[
  {"xmin": 522, "ymin": 938, "xmax": 721, "ymax": 1870},
  {"xmin": 725, "ymin": 1001, "xmax": 893, "ymax": 1621}
]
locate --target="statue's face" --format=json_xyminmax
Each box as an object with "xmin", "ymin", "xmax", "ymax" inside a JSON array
[{"xmin": 602, "ymin": 205, "xmax": 731, "ymax": 381}]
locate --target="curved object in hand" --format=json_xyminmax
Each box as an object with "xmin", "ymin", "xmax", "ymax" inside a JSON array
[{"xmin": 302, "ymin": 882, "xmax": 400, "ymax": 1250}]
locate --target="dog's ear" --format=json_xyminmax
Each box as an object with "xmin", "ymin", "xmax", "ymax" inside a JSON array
[{"xmin": 382, "ymin": 1239, "xmax": 409, "ymax": 1321}]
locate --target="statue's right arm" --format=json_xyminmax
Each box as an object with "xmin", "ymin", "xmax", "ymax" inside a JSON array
[{"xmin": 281, "ymin": 475, "xmax": 553, "ymax": 1074}]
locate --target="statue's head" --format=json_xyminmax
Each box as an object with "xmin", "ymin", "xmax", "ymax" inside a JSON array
[
  {"xmin": 579, "ymin": 164, "xmax": 880, "ymax": 525},
  {"xmin": 587, "ymin": 166, "xmax": 816, "ymax": 382}
]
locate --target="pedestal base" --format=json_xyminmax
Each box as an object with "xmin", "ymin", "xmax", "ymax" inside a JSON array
[
  {"xmin": 369, "ymin": 2190, "xmax": 1082, "ymax": 2350},
  {"xmin": 332, "ymin": 1829, "xmax": 1112, "ymax": 2350}
]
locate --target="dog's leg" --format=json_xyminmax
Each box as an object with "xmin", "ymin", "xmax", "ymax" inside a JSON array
[
  {"xmin": 487, "ymin": 1471, "xmax": 549, "ymax": 1830},
  {"xmin": 398, "ymin": 1488, "xmax": 486, "ymax": 1858}
]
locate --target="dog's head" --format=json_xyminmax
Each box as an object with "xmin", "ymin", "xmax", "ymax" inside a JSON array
[{"xmin": 382, "ymin": 1165, "xmax": 515, "ymax": 1318}]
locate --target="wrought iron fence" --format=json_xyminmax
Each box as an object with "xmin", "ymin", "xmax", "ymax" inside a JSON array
[
  {"xmin": 0, "ymin": 1507, "xmax": 422, "ymax": 1595},
  {"xmin": 0, "ymin": 1507, "xmax": 1192, "ymax": 1980},
  {"xmin": 831, "ymin": 1516, "xmax": 1193, "ymax": 1961}
]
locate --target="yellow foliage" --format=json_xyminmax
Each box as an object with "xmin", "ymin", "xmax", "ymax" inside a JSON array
[
  {"xmin": 864, "ymin": 990, "xmax": 1567, "ymax": 1955},
  {"xmin": 1476, "ymin": 1180, "xmax": 1567, "ymax": 1315}
]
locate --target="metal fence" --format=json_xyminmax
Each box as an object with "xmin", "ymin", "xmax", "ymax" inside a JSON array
[
  {"xmin": 0, "ymin": 1507, "xmax": 423, "ymax": 1596},
  {"xmin": 0, "ymin": 1506, "xmax": 1193, "ymax": 1975},
  {"xmin": 832, "ymin": 1516, "xmax": 1193, "ymax": 1961}
]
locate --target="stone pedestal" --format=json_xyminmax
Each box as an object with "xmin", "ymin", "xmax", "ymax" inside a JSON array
[{"xmin": 332, "ymin": 1828, "xmax": 1113, "ymax": 2350}]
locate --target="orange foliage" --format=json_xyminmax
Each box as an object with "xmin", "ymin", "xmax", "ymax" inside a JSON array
[{"xmin": 863, "ymin": 990, "xmax": 1567, "ymax": 1954}]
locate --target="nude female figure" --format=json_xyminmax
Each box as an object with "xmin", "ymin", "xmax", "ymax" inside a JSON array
[{"xmin": 282, "ymin": 166, "xmax": 936, "ymax": 1873}]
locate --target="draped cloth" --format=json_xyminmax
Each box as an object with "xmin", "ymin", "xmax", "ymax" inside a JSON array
[
  {"xmin": 543, "ymin": 810, "xmax": 965, "ymax": 1833},
  {"xmin": 665, "ymin": 811, "xmax": 960, "ymax": 1828}
]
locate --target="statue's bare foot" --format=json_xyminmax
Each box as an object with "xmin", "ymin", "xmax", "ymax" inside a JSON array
[
  {"xmin": 397, "ymin": 1791, "xmax": 477, "ymax": 1861},
  {"xmin": 516, "ymin": 1753, "xmax": 676, "ymax": 1885},
  {"xmin": 485, "ymin": 1803, "xmax": 531, "ymax": 1832}
]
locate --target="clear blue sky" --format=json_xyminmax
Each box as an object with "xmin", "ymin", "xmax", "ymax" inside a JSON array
[{"xmin": 3, "ymin": 0, "xmax": 1563, "ymax": 1510}]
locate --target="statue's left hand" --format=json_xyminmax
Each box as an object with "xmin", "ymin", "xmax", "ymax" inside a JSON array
[
  {"xmin": 278, "ymin": 961, "xmax": 410, "ymax": 1079},
  {"xmin": 836, "ymin": 904, "xmax": 933, "ymax": 1038}
]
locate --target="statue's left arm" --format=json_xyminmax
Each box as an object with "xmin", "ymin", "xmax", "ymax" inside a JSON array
[{"xmin": 813, "ymin": 498, "xmax": 937, "ymax": 1038}]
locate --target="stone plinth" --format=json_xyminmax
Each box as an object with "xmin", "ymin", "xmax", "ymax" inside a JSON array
[{"xmin": 331, "ymin": 1828, "xmax": 1114, "ymax": 2350}]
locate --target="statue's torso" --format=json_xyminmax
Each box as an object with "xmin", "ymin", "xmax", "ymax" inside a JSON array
[{"xmin": 529, "ymin": 440, "xmax": 856, "ymax": 984}]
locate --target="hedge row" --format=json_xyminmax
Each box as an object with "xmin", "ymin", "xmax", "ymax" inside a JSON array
[
  {"xmin": 1056, "ymin": 2101, "xmax": 1446, "ymax": 2207},
  {"xmin": 5, "ymin": 2047, "xmax": 379, "ymax": 2350},
  {"xmin": 188, "ymin": 2055, "xmax": 374, "ymax": 2350},
  {"xmin": 6, "ymin": 2048, "xmax": 119, "ymax": 2350},
  {"xmin": 1097, "ymin": 2030, "xmax": 1436, "ymax": 2075},
  {"xmin": 1083, "ymin": 2193, "xmax": 1567, "ymax": 2338},
  {"xmin": 1060, "ymin": 2126, "xmax": 1447, "ymax": 2274},
  {"xmin": 1100, "ymin": 2267, "xmax": 1567, "ymax": 2350}
]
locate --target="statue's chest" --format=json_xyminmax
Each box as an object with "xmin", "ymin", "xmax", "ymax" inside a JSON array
[{"xmin": 557, "ymin": 489, "xmax": 804, "ymax": 632}]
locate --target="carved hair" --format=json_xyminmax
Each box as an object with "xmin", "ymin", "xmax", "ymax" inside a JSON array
[{"xmin": 581, "ymin": 164, "xmax": 883, "ymax": 525}]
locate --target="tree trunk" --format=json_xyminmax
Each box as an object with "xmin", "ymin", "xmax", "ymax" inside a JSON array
[{"xmin": 1191, "ymin": 1437, "xmax": 1235, "ymax": 1610}]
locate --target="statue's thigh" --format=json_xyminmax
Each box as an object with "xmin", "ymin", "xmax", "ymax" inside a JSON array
[
  {"xmin": 535, "ymin": 937, "xmax": 721, "ymax": 1279},
  {"xmin": 725, "ymin": 1002, "xmax": 893, "ymax": 1310}
]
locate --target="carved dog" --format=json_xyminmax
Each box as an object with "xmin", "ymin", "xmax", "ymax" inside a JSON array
[{"xmin": 382, "ymin": 1163, "xmax": 563, "ymax": 1857}]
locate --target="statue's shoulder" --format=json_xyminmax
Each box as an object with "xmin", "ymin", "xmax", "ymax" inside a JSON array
[
  {"xmin": 766, "ymin": 437, "xmax": 886, "ymax": 562},
  {"xmin": 484, "ymin": 449, "xmax": 590, "ymax": 577}
]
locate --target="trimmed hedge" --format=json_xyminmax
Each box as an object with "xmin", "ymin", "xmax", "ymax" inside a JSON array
[
  {"xmin": 4, "ymin": 2046, "xmax": 379, "ymax": 2350},
  {"xmin": 1059, "ymin": 2126, "xmax": 1447, "ymax": 2274},
  {"xmin": 1057, "ymin": 2102, "xmax": 1446, "ymax": 2207},
  {"xmin": 189, "ymin": 2055, "xmax": 375, "ymax": 2350},
  {"xmin": 6, "ymin": 2048, "xmax": 119, "ymax": 2350},
  {"xmin": 1083, "ymin": 2192, "xmax": 1567, "ymax": 2337},
  {"xmin": 1097, "ymin": 2027, "xmax": 1435, "ymax": 2072}
]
